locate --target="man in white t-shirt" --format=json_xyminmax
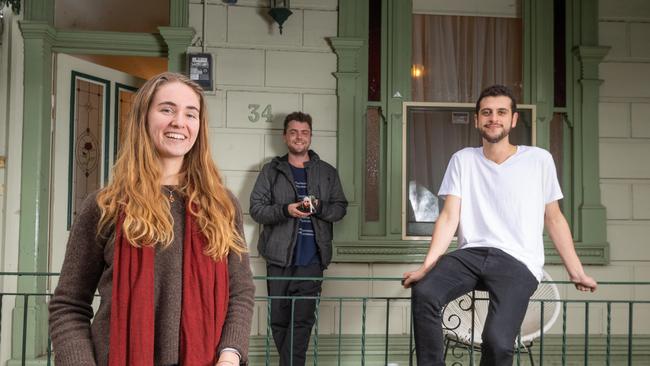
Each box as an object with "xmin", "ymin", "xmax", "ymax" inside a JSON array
[{"xmin": 402, "ymin": 85, "xmax": 597, "ymax": 366}]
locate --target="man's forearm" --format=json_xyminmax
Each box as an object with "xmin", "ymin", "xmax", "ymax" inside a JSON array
[
  {"xmin": 546, "ymin": 208, "xmax": 586, "ymax": 279},
  {"xmin": 421, "ymin": 212, "xmax": 457, "ymax": 271}
]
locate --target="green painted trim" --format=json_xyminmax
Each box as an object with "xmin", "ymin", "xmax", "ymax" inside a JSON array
[
  {"xmin": 170, "ymin": 0, "xmax": 190, "ymax": 28},
  {"xmin": 564, "ymin": 0, "xmax": 610, "ymax": 263},
  {"xmin": 158, "ymin": 26, "xmax": 195, "ymax": 73},
  {"xmin": 15, "ymin": 20, "xmax": 55, "ymax": 359},
  {"xmin": 337, "ymin": 0, "xmax": 366, "ymax": 38},
  {"xmin": 522, "ymin": 0, "xmax": 554, "ymax": 149},
  {"xmin": 386, "ymin": 0, "xmax": 412, "ymax": 237},
  {"xmin": 330, "ymin": 38, "xmax": 365, "ymax": 72},
  {"xmin": 562, "ymin": 115, "xmax": 574, "ymax": 230},
  {"xmin": 23, "ymin": 0, "xmax": 53, "ymax": 23},
  {"xmin": 19, "ymin": 21, "xmax": 55, "ymax": 42},
  {"xmin": 333, "ymin": 240, "xmax": 608, "ymax": 265},
  {"xmin": 334, "ymin": 241, "xmax": 429, "ymax": 262},
  {"xmin": 53, "ymin": 30, "xmax": 167, "ymax": 57},
  {"xmin": 17, "ymin": 21, "xmax": 55, "ymax": 277},
  {"xmin": 331, "ymin": 36, "xmax": 364, "ymax": 243},
  {"xmin": 333, "ymin": 0, "xmax": 368, "ymax": 242}
]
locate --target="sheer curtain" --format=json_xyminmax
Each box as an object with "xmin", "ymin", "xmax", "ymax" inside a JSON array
[
  {"xmin": 406, "ymin": 14, "xmax": 522, "ymax": 231},
  {"xmin": 412, "ymin": 14, "xmax": 522, "ymax": 102}
]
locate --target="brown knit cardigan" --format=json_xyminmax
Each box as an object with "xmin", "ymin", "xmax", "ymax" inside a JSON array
[{"xmin": 48, "ymin": 191, "xmax": 255, "ymax": 366}]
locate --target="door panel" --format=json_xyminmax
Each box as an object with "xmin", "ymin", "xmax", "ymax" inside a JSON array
[{"xmin": 50, "ymin": 54, "xmax": 144, "ymax": 289}]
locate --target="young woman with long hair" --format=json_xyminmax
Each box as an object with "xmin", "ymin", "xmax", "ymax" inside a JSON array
[{"xmin": 49, "ymin": 72, "xmax": 255, "ymax": 366}]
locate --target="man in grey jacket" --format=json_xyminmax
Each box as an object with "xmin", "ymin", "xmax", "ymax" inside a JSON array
[{"xmin": 250, "ymin": 111, "xmax": 347, "ymax": 366}]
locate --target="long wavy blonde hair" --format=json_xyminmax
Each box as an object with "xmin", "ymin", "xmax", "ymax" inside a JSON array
[{"xmin": 97, "ymin": 72, "xmax": 245, "ymax": 259}]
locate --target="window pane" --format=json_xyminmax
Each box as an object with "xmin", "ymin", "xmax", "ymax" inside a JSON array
[
  {"xmin": 554, "ymin": 0, "xmax": 567, "ymax": 108},
  {"xmin": 549, "ymin": 112, "xmax": 569, "ymax": 214},
  {"xmin": 71, "ymin": 78, "xmax": 104, "ymax": 225},
  {"xmin": 368, "ymin": 0, "xmax": 382, "ymax": 102},
  {"xmin": 403, "ymin": 104, "xmax": 533, "ymax": 238},
  {"xmin": 412, "ymin": 14, "xmax": 522, "ymax": 103},
  {"xmin": 116, "ymin": 86, "xmax": 137, "ymax": 157},
  {"xmin": 365, "ymin": 107, "xmax": 381, "ymax": 221}
]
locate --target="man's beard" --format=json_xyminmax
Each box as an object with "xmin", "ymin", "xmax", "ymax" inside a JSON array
[
  {"xmin": 288, "ymin": 143, "xmax": 309, "ymax": 155},
  {"xmin": 479, "ymin": 125, "xmax": 510, "ymax": 144}
]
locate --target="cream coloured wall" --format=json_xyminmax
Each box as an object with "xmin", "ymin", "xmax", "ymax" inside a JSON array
[
  {"xmin": 591, "ymin": 0, "xmax": 650, "ymax": 334},
  {"xmin": 186, "ymin": 0, "xmax": 344, "ymax": 336}
]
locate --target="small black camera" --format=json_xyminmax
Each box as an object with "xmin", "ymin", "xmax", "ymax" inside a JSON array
[{"xmin": 297, "ymin": 195, "xmax": 317, "ymax": 213}]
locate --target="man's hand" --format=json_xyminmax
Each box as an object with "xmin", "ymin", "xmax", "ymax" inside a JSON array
[
  {"xmin": 287, "ymin": 202, "xmax": 312, "ymax": 218},
  {"xmin": 402, "ymin": 266, "xmax": 429, "ymax": 288},
  {"xmin": 570, "ymin": 273, "xmax": 597, "ymax": 292}
]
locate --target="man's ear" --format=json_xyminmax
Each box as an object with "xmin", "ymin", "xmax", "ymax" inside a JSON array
[{"xmin": 511, "ymin": 111, "xmax": 519, "ymax": 128}]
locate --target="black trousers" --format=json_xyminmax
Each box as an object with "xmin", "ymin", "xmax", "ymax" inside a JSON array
[
  {"xmin": 267, "ymin": 263, "xmax": 323, "ymax": 366},
  {"xmin": 411, "ymin": 247, "xmax": 539, "ymax": 366}
]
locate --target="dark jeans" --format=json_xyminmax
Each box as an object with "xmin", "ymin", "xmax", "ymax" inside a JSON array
[
  {"xmin": 267, "ymin": 263, "xmax": 323, "ymax": 366},
  {"xmin": 411, "ymin": 247, "xmax": 539, "ymax": 366}
]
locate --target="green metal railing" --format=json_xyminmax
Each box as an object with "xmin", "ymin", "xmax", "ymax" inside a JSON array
[{"xmin": 1, "ymin": 273, "xmax": 649, "ymax": 365}]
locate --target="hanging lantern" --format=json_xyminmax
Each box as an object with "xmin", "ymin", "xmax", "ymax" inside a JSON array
[{"xmin": 268, "ymin": 0, "xmax": 292, "ymax": 34}]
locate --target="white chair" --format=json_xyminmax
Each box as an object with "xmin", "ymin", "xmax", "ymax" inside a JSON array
[{"xmin": 442, "ymin": 270, "xmax": 561, "ymax": 365}]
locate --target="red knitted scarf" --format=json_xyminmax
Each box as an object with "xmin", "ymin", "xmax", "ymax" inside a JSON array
[{"xmin": 109, "ymin": 208, "xmax": 229, "ymax": 365}]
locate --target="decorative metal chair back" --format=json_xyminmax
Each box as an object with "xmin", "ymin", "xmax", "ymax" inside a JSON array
[{"xmin": 442, "ymin": 270, "xmax": 561, "ymax": 363}]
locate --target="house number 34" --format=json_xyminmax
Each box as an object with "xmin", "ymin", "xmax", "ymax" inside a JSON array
[{"xmin": 248, "ymin": 104, "xmax": 273, "ymax": 123}]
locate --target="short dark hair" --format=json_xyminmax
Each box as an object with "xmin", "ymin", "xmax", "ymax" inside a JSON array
[
  {"xmin": 475, "ymin": 85, "xmax": 517, "ymax": 114},
  {"xmin": 283, "ymin": 112, "xmax": 313, "ymax": 134}
]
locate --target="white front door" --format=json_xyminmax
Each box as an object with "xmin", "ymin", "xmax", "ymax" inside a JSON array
[{"xmin": 49, "ymin": 54, "xmax": 144, "ymax": 289}]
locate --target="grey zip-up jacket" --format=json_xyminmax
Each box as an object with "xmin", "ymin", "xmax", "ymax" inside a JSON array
[{"xmin": 250, "ymin": 150, "xmax": 347, "ymax": 267}]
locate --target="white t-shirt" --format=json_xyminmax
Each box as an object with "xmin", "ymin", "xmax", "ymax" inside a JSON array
[{"xmin": 438, "ymin": 146, "xmax": 563, "ymax": 281}]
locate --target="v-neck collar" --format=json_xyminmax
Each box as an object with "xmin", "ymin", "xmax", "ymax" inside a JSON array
[{"xmin": 479, "ymin": 145, "xmax": 520, "ymax": 167}]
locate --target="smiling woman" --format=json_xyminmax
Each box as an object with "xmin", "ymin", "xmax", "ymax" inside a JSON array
[
  {"xmin": 48, "ymin": 72, "xmax": 255, "ymax": 366},
  {"xmin": 146, "ymin": 81, "xmax": 200, "ymax": 181}
]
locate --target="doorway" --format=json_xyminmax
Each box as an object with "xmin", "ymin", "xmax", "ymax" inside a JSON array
[{"xmin": 48, "ymin": 53, "xmax": 157, "ymax": 290}]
